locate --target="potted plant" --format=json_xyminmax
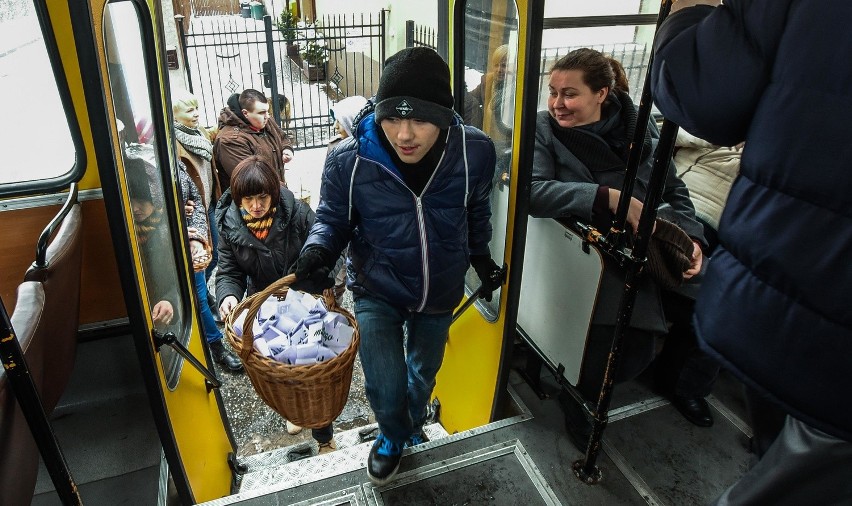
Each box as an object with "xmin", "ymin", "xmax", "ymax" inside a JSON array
[
  {"xmin": 276, "ymin": 9, "xmax": 300, "ymax": 59},
  {"xmin": 300, "ymin": 38, "xmax": 328, "ymax": 81}
]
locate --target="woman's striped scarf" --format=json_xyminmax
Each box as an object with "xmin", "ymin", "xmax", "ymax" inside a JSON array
[
  {"xmin": 241, "ymin": 207, "xmax": 276, "ymax": 241},
  {"xmin": 135, "ymin": 208, "xmax": 164, "ymax": 245}
]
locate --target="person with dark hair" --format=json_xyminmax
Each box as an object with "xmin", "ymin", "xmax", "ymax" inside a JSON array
[
  {"xmin": 125, "ymin": 158, "xmax": 175, "ymax": 328},
  {"xmin": 528, "ymin": 48, "xmax": 716, "ymax": 446},
  {"xmin": 651, "ymin": 1, "xmax": 852, "ymax": 503},
  {"xmin": 213, "ymin": 155, "xmax": 332, "ymax": 441},
  {"xmin": 176, "ymin": 158, "xmax": 243, "ymax": 372},
  {"xmin": 213, "ymin": 88, "xmax": 294, "ymax": 188},
  {"xmin": 288, "ymin": 47, "xmax": 502, "ymax": 486}
]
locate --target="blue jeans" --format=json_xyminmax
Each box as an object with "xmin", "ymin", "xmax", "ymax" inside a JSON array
[
  {"xmin": 205, "ymin": 206, "xmax": 219, "ymax": 280},
  {"xmin": 355, "ymin": 294, "xmax": 451, "ymax": 445},
  {"xmin": 194, "ymin": 271, "xmax": 223, "ymax": 343}
]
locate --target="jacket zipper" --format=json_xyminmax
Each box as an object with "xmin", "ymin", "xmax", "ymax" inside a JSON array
[
  {"xmin": 414, "ymin": 196, "xmax": 429, "ymax": 312},
  {"xmin": 363, "ymin": 157, "xmax": 442, "ymax": 312}
]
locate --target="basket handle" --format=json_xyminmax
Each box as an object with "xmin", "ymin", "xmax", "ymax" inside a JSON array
[{"xmin": 234, "ymin": 273, "xmax": 338, "ymax": 361}]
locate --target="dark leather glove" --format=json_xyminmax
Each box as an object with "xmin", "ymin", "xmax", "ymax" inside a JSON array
[
  {"xmin": 470, "ymin": 255, "xmax": 502, "ymax": 302},
  {"xmin": 289, "ymin": 246, "xmax": 336, "ymax": 294}
]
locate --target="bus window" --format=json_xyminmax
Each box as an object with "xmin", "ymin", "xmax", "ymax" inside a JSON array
[
  {"xmin": 0, "ymin": 0, "xmax": 78, "ymax": 193},
  {"xmin": 462, "ymin": 0, "xmax": 519, "ymax": 321},
  {"xmin": 104, "ymin": 0, "xmax": 187, "ymax": 389}
]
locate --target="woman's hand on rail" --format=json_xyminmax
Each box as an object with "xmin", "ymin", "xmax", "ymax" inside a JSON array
[
  {"xmin": 683, "ymin": 240, "xmax": 703, "ymax": 279},
  {"xmin": 219, "ymin": 295, "xmax": 239, "ymax": 319},
  {"xmin": 608, "ymin": 188, "xmax": 644, "ymax": 234}
]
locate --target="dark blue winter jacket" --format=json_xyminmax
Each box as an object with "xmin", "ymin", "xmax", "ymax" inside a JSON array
[
  {"xmin": 652, "ymin": 1, "xmax": 852, "ymax": 440},
  {"xmin": 303, "ymin": 112, "xmax": 495, "ymax": 313}
]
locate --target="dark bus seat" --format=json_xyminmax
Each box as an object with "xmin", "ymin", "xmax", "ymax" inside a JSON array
[
  {"xmin": 1, "ymin": 281, "xmax": 46, "ymax": 506},
  {"xmin": 24, "ymin": 198, "xmax": 83, "ymax": 414},
  {"xmin": 517, "ymin": 216, "xmax": 604, "ymax": 385}
]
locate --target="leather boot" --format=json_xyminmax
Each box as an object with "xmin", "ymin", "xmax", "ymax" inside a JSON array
[
  {"xmin": 672, "ymin": 395, "xmax": 714, "ymax": 427},
  {"xmin": 209, "ymin": 339, "xmax": 243, "ymax": 372}
]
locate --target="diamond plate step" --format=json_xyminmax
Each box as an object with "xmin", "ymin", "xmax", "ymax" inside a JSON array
[{"xmin": 236, "ymin": 422, "xmax": 450, "ymax": 494}]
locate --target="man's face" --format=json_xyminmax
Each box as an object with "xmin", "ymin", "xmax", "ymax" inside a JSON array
[
  {"xmin": 380, "ymin": 118, "xmax": 441, "ymax": 164},
  {"xmin": 243, "ymin": 101, "xmax": 270, "ymax": 130}
]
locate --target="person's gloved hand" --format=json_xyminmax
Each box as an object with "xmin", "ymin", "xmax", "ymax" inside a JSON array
[
  {"xmin": 470, "ymin": 255, "xmax": 503, "ymax": 302},
  {"xmin": 289, "ymin": 246, "xmax": 336, "ymax": 294}
]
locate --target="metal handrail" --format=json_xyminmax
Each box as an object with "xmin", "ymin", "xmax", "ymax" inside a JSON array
[
  {"xmin": 152, "ymin": 330, "xmax": 222, "ymax": 391},
  {"xmin": 33, "ymin": 182, "xmax": 79, "ymax": 269}
]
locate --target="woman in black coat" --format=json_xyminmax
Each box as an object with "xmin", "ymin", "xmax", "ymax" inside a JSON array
[
  {"xmin": 214, "ymin": 155, "xmax": 315, "ymax": 317},
  {"xmin": 214, "ymin": 155, "xmax": 339, "ymax": 446},
  {"xmin": 530, "ymin": 48, "xmax": 717, "ymax": 445}
]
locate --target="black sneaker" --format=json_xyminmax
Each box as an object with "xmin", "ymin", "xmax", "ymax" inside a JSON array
[
  {"xmin": 367, "ymin": 434, "xmax": 403, "ymax": 486},
  {"xmin": 209, "ymin": 339, "xmax": 243, "ymax": 372}
]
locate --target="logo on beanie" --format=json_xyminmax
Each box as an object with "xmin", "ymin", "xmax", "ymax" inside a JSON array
[{"xmin": 395, "ymin": 100, "xmax": 413, "ymax": 117}]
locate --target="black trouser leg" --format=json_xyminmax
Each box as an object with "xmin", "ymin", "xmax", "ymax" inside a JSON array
[
  {"xmin": 744, "ymin": 386, "xmax": 787, "ymax": 457},
  {"xmin": 312, "ymin": 423, "xmax": 334, "ymax": 444},
  {"xmin": 657, "ymin": 291, "xmax": 720, "ymax": 398}
]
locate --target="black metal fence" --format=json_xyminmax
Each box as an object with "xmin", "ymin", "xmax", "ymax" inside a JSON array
[
  {"xmin": 406, "ymin": 20, "xmax": 436, "ymax": 50},
  {"xmin": 178, "ymin": 11, "xmax": 385, "ymax": 150}
]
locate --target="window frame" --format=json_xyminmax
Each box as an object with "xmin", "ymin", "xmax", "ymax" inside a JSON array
[{"xmin": 0, "ymin": 0, "xmax": 86, "ymax": 198}]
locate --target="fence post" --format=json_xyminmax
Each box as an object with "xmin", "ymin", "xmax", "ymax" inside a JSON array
[
  {"xmin": 263, "ymin": 15, "xmax": 281, "ymax": 126},
  {"xmin": 380, "ymin": 9, "xmax": 388, "ymax": 64},
  {"xmin": 405, "ymin": 20, "xmax": 414, "ymax": 48},
  {"xmin": 176, "ymin": 15, "xmax": 192, "ymax": 93}
]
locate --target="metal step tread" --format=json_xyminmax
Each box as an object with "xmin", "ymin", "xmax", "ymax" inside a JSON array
[{"xmin": 237, "ymin": 422, "xmax": 450, "ymax": 493}]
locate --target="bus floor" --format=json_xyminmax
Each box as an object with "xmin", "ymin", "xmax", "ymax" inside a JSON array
[
  {"xmin": 210, "ymin": 345, "xmax": 755, "ymax": 505},
  {"xmin": 31, "ymin": 333, "xmax": 161, "ymax": 506}
]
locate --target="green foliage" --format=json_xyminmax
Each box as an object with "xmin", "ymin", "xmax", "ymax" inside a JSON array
[
  {"xmin": 277, "ymin": 9, "xmax": 298, "ymax": 43},
  {"xmin": 301, "ymin": 39, "xmax": 328, "ymax": 66}
]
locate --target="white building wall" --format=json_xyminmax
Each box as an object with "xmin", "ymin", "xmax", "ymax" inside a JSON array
[{"xmin": 314, "ymin": 0, "xmax": 438, "ymax": 56}]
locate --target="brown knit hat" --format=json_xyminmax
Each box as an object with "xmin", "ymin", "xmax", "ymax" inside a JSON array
[{"xmin": 646, "ymin": 219, "xmax": 693, "ymax": 291}]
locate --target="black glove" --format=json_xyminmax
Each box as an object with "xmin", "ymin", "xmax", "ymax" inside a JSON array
[
  {"xmin": 470, "ymin": 255, "xmax": 502, "ymax": 302},
  {"xmin": 289, "ymin": 246, "xmax": 336, "ymax": 294}
]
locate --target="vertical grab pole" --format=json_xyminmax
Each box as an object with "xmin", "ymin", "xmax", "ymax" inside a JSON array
[
  {"xmin": 574, "ymin": 119, "xmax": 681, "ymax": 483},
  {"xmin": 264, "ymin": 15, "xmax": 281, "ymax": 126},
  {"xmin": 611, "ymin": 0, "xmax": 675, "ymax": 240},
  {"xmin": 0, "ymin": 297, "xmax": 82, "ymax": 505}
]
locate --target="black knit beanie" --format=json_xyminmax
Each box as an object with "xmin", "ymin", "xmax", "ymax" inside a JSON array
[{"xmin": 374, "ymin": 47, "xmax": 454, "ymax": 128}]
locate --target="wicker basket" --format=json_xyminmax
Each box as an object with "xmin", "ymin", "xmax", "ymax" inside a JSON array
[{"xmin": 224, "ymin": 273, "xmax": 360, "ymax": 428}]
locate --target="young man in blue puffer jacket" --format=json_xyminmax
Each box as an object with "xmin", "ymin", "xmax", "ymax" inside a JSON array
[
  {"xmin": 290, "ymin": 47, "xmax": 502, "ymax": 486},
  {"xmin": 651, "ymin": 1, "xmax": 852, "ymax": 504}
]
